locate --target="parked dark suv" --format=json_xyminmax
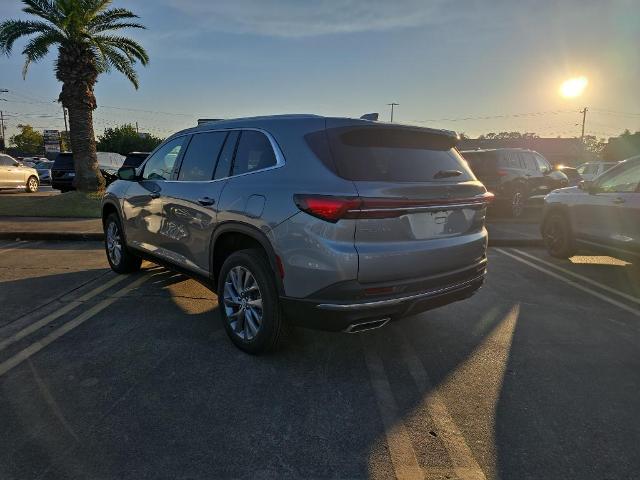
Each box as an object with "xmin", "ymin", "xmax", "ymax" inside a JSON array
[
  {"xmin": 461, "ymin": 148, "xmax": 569, "ymax": 217},
  {"xmin": 51, "ymin": 152, "xmax": 125, "ymax": 191},
  {"xmin": 102, "ymin": 115, "xmax": 492, "ymax": 353}
]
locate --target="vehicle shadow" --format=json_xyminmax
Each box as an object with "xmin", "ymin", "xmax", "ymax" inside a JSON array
[{"xmin": 2, "ymin": 259, "xmax": 637, "ymax": 479}]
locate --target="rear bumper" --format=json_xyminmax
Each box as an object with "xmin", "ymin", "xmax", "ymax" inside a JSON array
[{"xmin": 280, "ymin": 261, "xmax": 486, "ymax": 332}]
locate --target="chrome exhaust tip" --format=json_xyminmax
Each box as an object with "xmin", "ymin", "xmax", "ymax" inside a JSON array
[{"xmin": 344, "ymin": 318, "xmax": 390, "ymax": 333}]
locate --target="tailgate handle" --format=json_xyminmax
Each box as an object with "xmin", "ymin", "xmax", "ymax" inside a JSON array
[{"xmin": 197, "ymin": 196, "xmax": 215, "ymax": 206}]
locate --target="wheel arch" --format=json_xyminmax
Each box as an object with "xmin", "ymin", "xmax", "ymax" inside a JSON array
[{"xmin": 210, "ymin": 222, "xmax": 285, "ymax": 295}]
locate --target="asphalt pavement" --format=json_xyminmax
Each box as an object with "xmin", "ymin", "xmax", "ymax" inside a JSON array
[{"xmin": 0, "ymin": 240, "xmax": 638, "ymax": 479}]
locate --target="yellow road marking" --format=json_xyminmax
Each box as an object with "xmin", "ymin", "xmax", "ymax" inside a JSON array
[{"xmin": 0, "ymin": 273, "xmax": 150, "ymax": 377}]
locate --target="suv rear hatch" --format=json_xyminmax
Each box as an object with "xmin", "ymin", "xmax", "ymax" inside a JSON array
[
  {"xmin": 325, "ymin": 119, "xmax": 489, "ymax": 284},
  {"xmin": 51, "ymin": 153, "xmax": 75, "ymax": 181}
]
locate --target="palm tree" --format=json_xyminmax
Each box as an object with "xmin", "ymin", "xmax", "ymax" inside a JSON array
[{"xmin": 0, "ymin": 0, "xmax": 149, "ymax": 192}]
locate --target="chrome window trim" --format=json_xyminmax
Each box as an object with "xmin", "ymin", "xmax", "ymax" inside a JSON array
[{"xmin": 138, "ymin": 127, "xmax": 286, "ymax": 184}]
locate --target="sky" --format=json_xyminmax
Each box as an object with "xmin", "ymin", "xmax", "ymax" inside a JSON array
[{"xmin": 1, "ymin": 0, "xmax": 639, "ymax": 140}]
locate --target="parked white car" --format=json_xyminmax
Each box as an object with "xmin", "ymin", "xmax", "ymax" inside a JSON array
[
  {"xmin": 0, "ymin": 154, "xmax": 40, "ymax": 192},
  {"xmin": 576, "ymin": 161, "xmax": 618, "ymax": 181}
]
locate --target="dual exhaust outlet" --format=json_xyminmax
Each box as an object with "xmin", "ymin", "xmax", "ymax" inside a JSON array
[{"xmin": 344, "ymin": 317, "xmax": 390, "ymax": 333}]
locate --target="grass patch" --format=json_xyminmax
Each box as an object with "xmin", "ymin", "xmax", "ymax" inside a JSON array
[{"xmin": 0, "ymin": 191, "xmax": 102, "ymax": 218}]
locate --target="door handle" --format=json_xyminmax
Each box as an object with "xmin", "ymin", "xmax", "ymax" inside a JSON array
[
  {"xmin": 197, "ymin": 196, "xmax": 215, "ymax": 206},
  {"xmin": 612, "ymin": 197, "xmax": 626, "ymax": 204}
]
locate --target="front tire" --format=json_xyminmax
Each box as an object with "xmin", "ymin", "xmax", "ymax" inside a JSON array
[
  {"xmin": 218, "ymin": 249, "xmax": 288, "ymax": 354},
  {"xmin": 25, "ymin": 176, "xmax": 39, "ymax": 193},
  {"xmin": 104, "ymin": 213, "xmax": 142, "ymax": 273},
  {"xmin": 542, "ymin": 212, "xmax": 575, "ymax": 258}
]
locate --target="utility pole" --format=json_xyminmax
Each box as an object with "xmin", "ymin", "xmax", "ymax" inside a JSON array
[
  {"xmin": 0, "ymin": 89, "xmax": 7, "ymax": 151},
  {"xmin": 580, "ymin": 106, "xmax": 588, "ymax": 141},
  {"xmin": 0, "ymin": 110, "xmax": 5, "ymax": 152},
  {"xmin": 387, "ymin": 102, "xmax": 399, "ymax": 123},
  {"xmin": 136, "ymin": 121, "xmax": 139, "ymax": 134},
  {"xmin": 62, "ymin": 105, "xmax": 68, "ymax": 134}
]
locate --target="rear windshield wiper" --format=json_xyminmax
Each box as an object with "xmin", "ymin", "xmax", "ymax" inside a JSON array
[{"xmin": 433, "ymin": 170, "xmax": 463, "ymax": 179}]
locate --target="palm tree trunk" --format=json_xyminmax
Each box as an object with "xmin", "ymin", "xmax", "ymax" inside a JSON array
[{"xmin": 64, "ymin": 93, "xmax": 104, "ymax": 192}]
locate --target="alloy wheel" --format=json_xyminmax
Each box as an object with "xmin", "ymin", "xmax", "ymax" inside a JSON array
[
  {"xmin": 28, "ymin": 177, "xmax": 38, "ymax": 192},
  {"xmin": 106, "ymin": 221, "xmax": 123, "ymax": 266},
  {"xmin": 223, "ymin": 266, "xmax": 263, "ymax": 341}
]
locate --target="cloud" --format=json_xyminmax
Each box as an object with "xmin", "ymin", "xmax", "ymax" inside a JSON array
[{"xmin": 159, "ymin": 0, "xmax": 448, "ymax": 37}]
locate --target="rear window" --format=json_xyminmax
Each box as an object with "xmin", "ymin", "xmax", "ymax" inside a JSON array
[
  {"xmin": 123, "ymin": 153, "xmax": 148, "ymax": 168},
  {"xmin": 322, "ymin": 126, "xmax": 473, "ymax": 182},
  {"xmin": 53, "ymin": 153, "xmax": 74, "ymax": 169},
  {"xmin": 462, "ymin": 151, "xmax": 499, "ymax": 176}
]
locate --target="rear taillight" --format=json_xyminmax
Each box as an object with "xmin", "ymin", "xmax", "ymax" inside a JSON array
[
  {"xmin": 293, "ymin": 195, "xmax": 361, "ymax": 222},
  {"xmin": 294, "ymin": 193, "xmax": 494, "ymax": 223},
  {"xmin": 497, "ymin": 169, "xmax": 508, "ymax": 176}
]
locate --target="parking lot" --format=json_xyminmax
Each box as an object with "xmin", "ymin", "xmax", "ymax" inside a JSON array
[{"xmin": 0, "ymin": 240, "xmax": 639, "ymax": 480}]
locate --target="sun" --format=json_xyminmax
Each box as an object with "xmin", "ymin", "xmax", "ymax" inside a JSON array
[{"xmin": 560, "ymin": 76, "xmax": 588, "ymax": 98}]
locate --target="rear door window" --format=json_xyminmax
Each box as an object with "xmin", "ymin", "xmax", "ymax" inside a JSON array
[
  {"xmin": 177, "ymin": 131, "xmax": 227, "ymax": 181},
  {"xmin": 324, "ymin": 126, "xmax": 473, "ymax": 182},
  {"xmin": 519, "ymin": 153, "xmax": 538, "ymax": 172},
  {"xmin": 232, "ymin": 131, "xmax": 277, "ymax": 176},
  {"xmin": 498, "ymin": 151, "xmax": 521, "ymax": 169}
]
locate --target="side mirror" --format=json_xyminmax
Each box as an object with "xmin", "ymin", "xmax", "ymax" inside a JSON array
[{"xmin": 117, "ymin": 166, "xmax": 138, "ymax": 181}]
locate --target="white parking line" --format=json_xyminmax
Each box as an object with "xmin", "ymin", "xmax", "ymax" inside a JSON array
[
  {"xmin": 362, "ymin": 338, "xmax": 424, "ymax": 480},
  {"xmin": 0, "ymin": 273, "xmax": 150, "ymax": 377},
  {"xmin": 495, "ymin": 248, "xmax": 640, "ymax": 316},
  {"xmin": 0, "ymin": 273, "xmax": 128, "ymax": 353},
  {"xmin": 396, "ymin": 328, "xmax": 486, "ymax": 480},
  {"xmin": 0, "ymin": 240, "xmax": 40, "ymax": 254},
  {"xmin": 511, "ymin": 248, "xmax": 640, "ymax": 305}
]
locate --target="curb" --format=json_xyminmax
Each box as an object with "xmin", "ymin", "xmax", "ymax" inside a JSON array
[{"xmin": 0, "ymin": 232, "xmax": 103, "ymax": 241}]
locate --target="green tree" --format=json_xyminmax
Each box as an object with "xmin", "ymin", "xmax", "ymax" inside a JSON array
[
  {"xmin": 0, "ymin": 0, "xmax": 149, "ymax": 192},
  {"xmin": 478, "ymin": 132, "xmax": 539, "ymax": 140},
  {"xmin": 10, "ymin": 124, "xmax": 43, "ymax": 154},
  {"xmin": 97, "ymin": 123, "xmax": 162, "ymax": 155}
]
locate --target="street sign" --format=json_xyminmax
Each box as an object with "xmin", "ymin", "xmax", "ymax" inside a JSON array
[{"xmin": 43, "ymin": 129, "xmax": 60, "ymax": 153}]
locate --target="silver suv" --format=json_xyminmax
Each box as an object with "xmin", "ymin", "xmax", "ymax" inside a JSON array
[{"xmin": 102, "ymin": 115, "xmax": 492, "ymax": 353}]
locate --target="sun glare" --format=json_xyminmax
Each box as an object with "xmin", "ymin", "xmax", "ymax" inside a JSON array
[{"xmin": 560, "ymin": 76, "xmax": 588, "ymax": 98}]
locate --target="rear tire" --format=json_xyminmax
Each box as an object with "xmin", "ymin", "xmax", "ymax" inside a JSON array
[
  {"xmin": 25, "ymin": 176, "xmax": 39, "ymax": 193},
  {"xmin": 542, "ymin": 212, "xmax": 575, "ymax": 258},
  {"xmin": 104, "ymin": 213, "xmax": 142, "ymax": 273},
  {"xmin": 218, "ymin": 249, "xmax": 288, "ymax": 354}
]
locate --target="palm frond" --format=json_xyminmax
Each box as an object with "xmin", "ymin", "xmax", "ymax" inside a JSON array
[
  {"xmin": 0, "ymin": 19, "xmax": 59, "ymax": 54},
  {"xmin": 21, "ymin": 0, "xmax": 63, "ymax": 26},
  {"xmin": 87, "ymin": 7, "xmax": 139, "ymax": 32},
  {"xmin": 101, "ymin": 44, "xmax": 139, "ymax": 89},
  {"xmin": 90, "ymin": 22, "xmax": 146, "ymax": 34},
  {"xmin": 21, "ymin": 29, "xmax": 63, "ymax": 77},
  {"xmin": 94, "ymin": 35, "xmax": 149, "ymax": 65}
]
